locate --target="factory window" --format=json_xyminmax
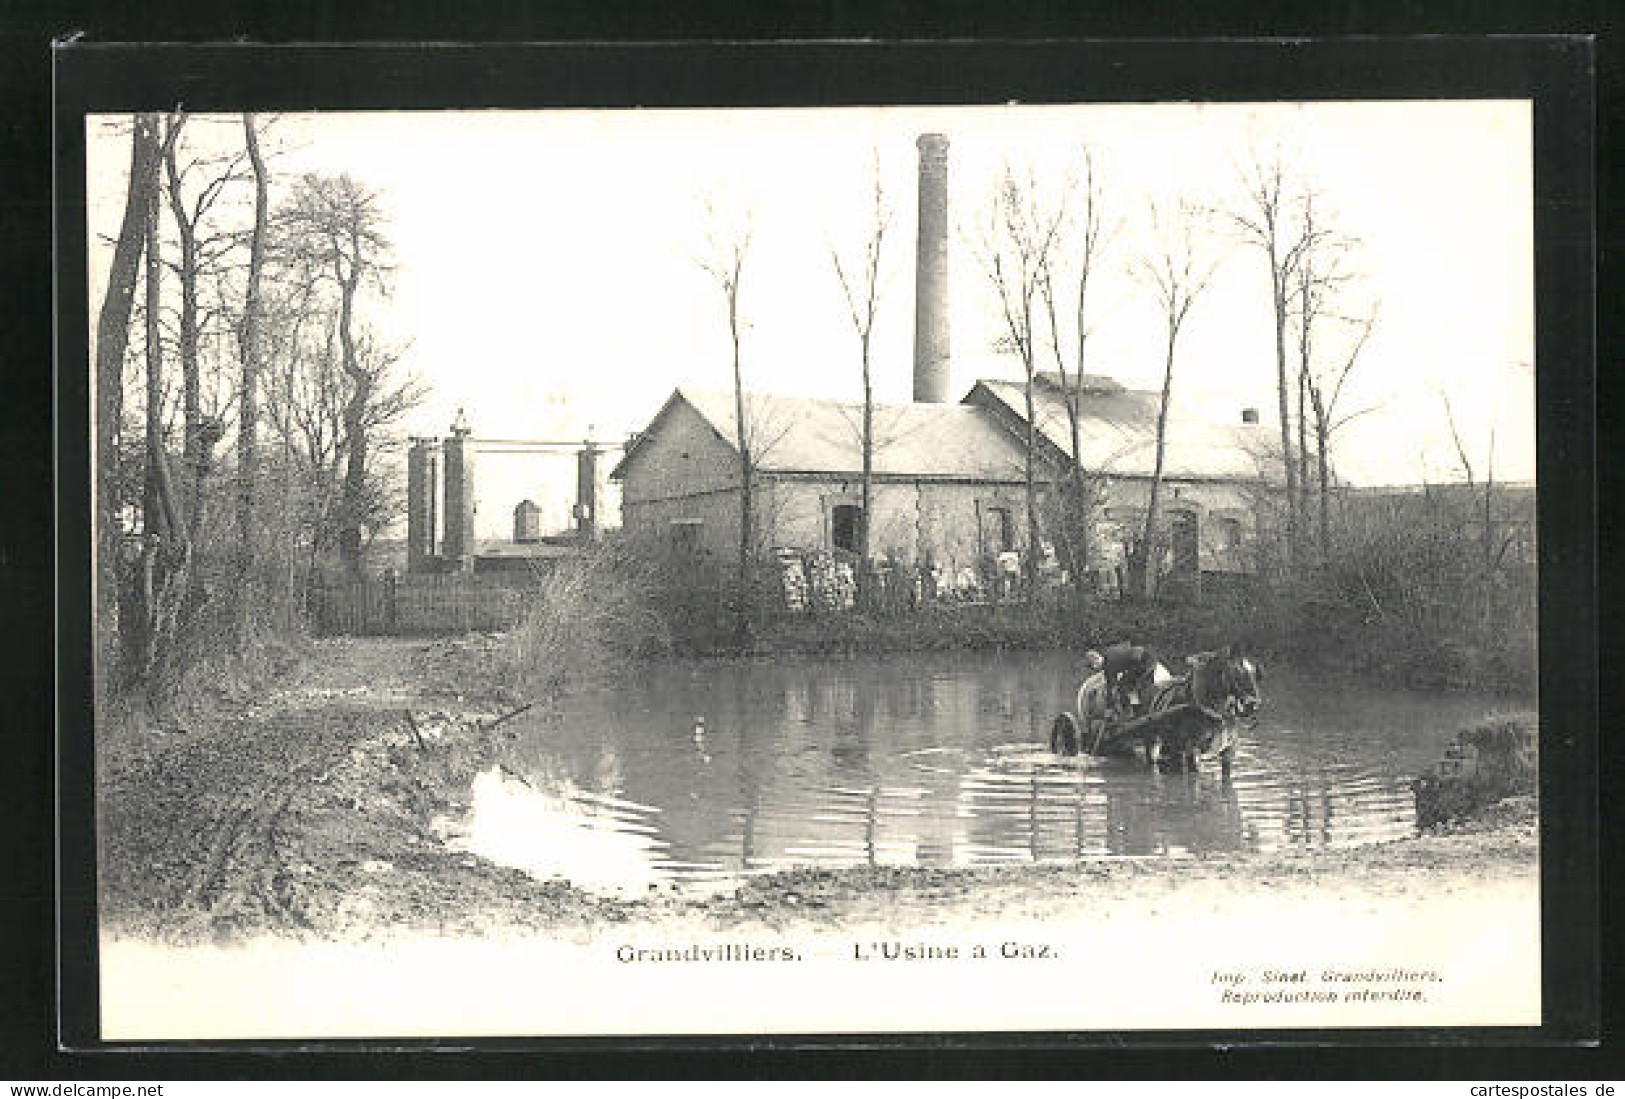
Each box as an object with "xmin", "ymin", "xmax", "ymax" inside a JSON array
[
  {"xmin": 1216, "ymin": 517, "xmax": 1244, "ymax": 550},
  {"xmin": 1169, "ymin": 509, "xmax": 1199, "ymax": 576},
  {"xmin": 669, "ymin": 519, "xmax": 702, "ymax": 557},
  {"xmin": 982, "ymin": 506, "xmax": 1015, "ymax": 554},
  {"xmin": 831, "ymin": 504, "xmax": 865, "ymax": 554}
]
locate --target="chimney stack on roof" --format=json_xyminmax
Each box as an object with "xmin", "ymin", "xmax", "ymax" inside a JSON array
[{"xmin": 913, "ymin": 133, "xmax": 951, "ymax": 404}]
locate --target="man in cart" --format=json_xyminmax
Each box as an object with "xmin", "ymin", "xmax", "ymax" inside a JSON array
[{"xmin": 1101, "ymin": 641, "xmax": 1164, "ymax": 721}]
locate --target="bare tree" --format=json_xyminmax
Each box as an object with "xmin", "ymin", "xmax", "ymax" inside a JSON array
[
  {"xmin": 132, "ymin": 119, "xmax": 187, "ymax": 677},
  {"xmin": 1227, "ymin": 146, "xmax": 1330, "ymax": 567},
  {"xmin": 93, "ymin": 114, "xmax": 163, "ymax": 681},
  {"xmin": 695, "ymin": 198, "xmax": 757, "ymax": 621},
  {"xmin": 972, "ymin": 161, "xmax": 1069, "ymax": 589},
  {"xmin": 160, "ymin": 110, "xmax": 259, "ymax": 622},
  {"xmin": 92, "ymin": 117, "xmax": 419, "ymax": 690},
  {"xmin": 1133, "ymin": 199, "xmax": 1220, "ymax": 598},
  {"xmin": 1038, "ymin": 147, "xmax": 1117, "ymax": 597},
  {"xmin": 829, "ymin": 152, "xmax": 893, "ymax": 603},
  {"xmin": 1304, "ymin": 302, "xmax": 1379, "ymax": 557},
  {"xmin": 259, "ymin": 295, "xmax": 422, "ymax": 596},
  {"xmin": 160, "ymin": 113, "xmax": 205, "ymax": 541},
  {"xmin": 272, "ymin": 173, "xmax": 393, "ymax": 577},
  {"xmin": 1441, "ymin": 391, "xmax": 1502, "ymax": 632},
  {"xmin": 1284, "ymin": 192, "xmax": 1385, "ymax": 561},
  {"xmin": 237, "ymin": 112, "xmax": 270, "ymax": 623}
]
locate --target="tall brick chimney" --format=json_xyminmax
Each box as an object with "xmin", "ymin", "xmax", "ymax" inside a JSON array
[{"xmin": 913, "ymin": 133, "xmax": 952, "ymax": 404}]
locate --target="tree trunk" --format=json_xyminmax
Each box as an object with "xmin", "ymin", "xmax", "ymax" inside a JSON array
[
  {"xmin": 1018, "ymin": 289, "xmax": 1040, "ymax": 594},
  {"xmin": 1295, "ymin": 252, "xmax": 1316, "ymax": 553},
  {"xmin": 237, "ymin": 113, "xmax": 269, "ymax": 627},
  {"xmin": 859, "ymin": 333, "xmax": 873, "ymax": 609},
  {"xmin": 1068, "ymin": 389, "xmax": 1089, "ymax": 603},
  {"xmin": 1140, "ymin": 319, "xmax": 1177, "ymax": 599},
  {"xmin": 1271, "ymin": 264, "xmax": 1299, "ymax": 568},
  {"xmin": 727, "ymin": 279, "xmax": 754, "ymax": 632},
  {"xmin": 1043, "ymin": 294, "xmax": 1090, "ymax": 605},
  {"xmin": 163, "ymin": 125, "xmax": 205, "ymax": 536},
  {"xmin": 1315, "ymin": 407, "xmax": 1331, "ymax": 565},
  {"xmin": 134, "ymin": 136, "xmax": 169, "ymax": 678},
  {"xmin": 1296, "ymin": 363, "xmax": 1311, "ymax": 537},
  {"xmin": 95, "ymin": 114, "xmax": 162, "ymax": 685},
  {"xmin": 162, "ymin": 119, "xmax": 217, "ymax": 642},
  {"xmin": 1022, "ymin": 354, "xmax": 1041, "ymax": 593},
  {"xmin": 336, "ymin": 268, "xmax": 368, "ymax": 576}
]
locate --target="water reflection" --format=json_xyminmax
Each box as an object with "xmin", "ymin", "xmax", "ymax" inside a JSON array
[
  {"xmin": 453, "ymin": 653, "xmax": 1506, "ymax": 891},
  {"xmin": 438, "ymin": 766, "xmax": 674, "ymax": 895}
]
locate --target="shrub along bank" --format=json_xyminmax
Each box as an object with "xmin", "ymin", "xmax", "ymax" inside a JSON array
[
  {"xmin": 657, "ymin": 589, "xmax": 1532, "ymax": 696},
  {"xmin": 1411, "ymin": 713, "xmax": 1539, "ymax": 829}
]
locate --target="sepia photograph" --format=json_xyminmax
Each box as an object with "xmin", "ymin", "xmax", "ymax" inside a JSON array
[{"xmin": 76, "ymin": 80, "xmax": 1555, "ymax": 1041}]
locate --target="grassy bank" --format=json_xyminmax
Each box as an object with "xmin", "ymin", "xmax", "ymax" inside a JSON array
[
  {"xmin": 674, "ymin": 593, "xmax": 1533, "ymax": 696},
  {"xmin": 1412, "ymin": 713, "xmax": 1539, "ymax": 829},
  {"xmin": 459, "ymin": 538, "xmax": 1532, "ymax": 697},
  {"xmin": 97, "ymin": 637, "xmax": 641, "ymax": 944}
]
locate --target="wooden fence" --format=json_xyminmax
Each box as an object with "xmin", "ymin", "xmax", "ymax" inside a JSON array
[{"xmin": 312, "ymin": 573, "xmax": 535, "ymax": 636}]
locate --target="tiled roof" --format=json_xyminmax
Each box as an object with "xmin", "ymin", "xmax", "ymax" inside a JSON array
[
  {"xmin": 614, "ymin": 375, "xmax": 1271, "ymax": 484},
  {"xmin": 968, "ymin": 377, "xmax": 1271, "ymax": 482},
  {"xmin": 672, "ymin": 387, "xmax": 1030, "ymax": 481}
]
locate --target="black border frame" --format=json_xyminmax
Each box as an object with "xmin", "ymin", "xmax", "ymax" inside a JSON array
[{"xmin": 49, "ymin": 37, "xmax": 1598, "ymax": 1070}]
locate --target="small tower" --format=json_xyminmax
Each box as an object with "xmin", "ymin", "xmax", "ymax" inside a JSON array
[
  {"xmin": 575, "ymin": 435, "xmax": 602, "ymax": 543},
  {"xmin": 405, "ymin": 437, "xmax": 441, "ymax": 573},
  {"xmin": 513, "ymin": 499, "xmax": 542, "ymax": 544},
  {"xmin": 441, "ymin": 408, "xmax": 477, "ymax": 571}
]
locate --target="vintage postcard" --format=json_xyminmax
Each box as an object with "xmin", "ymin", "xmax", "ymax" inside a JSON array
[{"xmin": 65, "ymin": 45, "xmax": 1577, "ymax": 1044}]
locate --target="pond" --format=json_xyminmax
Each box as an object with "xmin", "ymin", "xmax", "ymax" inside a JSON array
[{"xmin": 439, "ymin": 651, "xmax": 1514, "ymax": 894}]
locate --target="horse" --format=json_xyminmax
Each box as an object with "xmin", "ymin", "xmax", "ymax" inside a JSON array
[
  {"xmin": 1137, "ymin": 646, "xmax": 1263, "ymax": 776},
  {"xmin": 1051, "ymin": 647, "xmax": 1262, "ymax": 776}
]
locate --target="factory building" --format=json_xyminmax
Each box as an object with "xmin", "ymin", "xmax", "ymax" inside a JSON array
[
  {"xmin": 610, "ymin": 375, "xmax": 1266, "ymax": 592},
  {"xmin": 610, "ymin": 133, "xmax": 1271, "ymax": 594}
]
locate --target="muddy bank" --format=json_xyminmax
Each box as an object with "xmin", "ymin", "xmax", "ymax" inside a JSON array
[
  {"xmin": 97, "ymin": 636, "xmax": 1538, "ymax": 945},
  {"xmin": 98, "ymin": 639, "xmax": 638, "ymax": 943}
]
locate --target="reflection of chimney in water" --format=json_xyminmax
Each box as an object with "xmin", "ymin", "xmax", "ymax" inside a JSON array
[{"xmin": 913, "ymin": 133, "xmax": 951, "ymax": 404}]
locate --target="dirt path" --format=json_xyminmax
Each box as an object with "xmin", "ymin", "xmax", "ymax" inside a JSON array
[{"xmin": 97, "ymin": 636, "xmax": 1538, "ymax": 944}]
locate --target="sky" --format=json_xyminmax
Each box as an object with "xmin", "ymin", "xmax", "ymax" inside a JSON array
[{"xmin": 87, "ymin": 101, "xmax": 1535, "ymax": 538}]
